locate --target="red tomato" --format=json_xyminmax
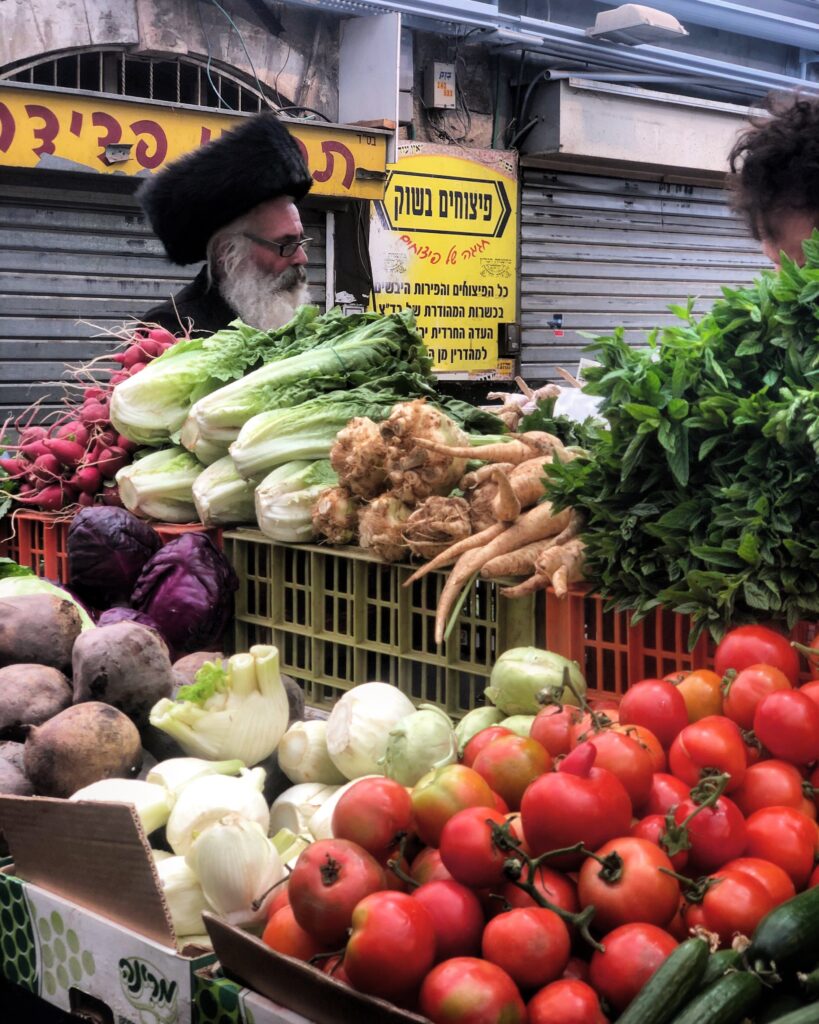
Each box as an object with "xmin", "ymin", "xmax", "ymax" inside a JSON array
[
  {"xmin": 577, "ymin": 837, "xmax": 680, "ymax": 932},
  {"xmin": 411, "ymin": 763, "xmax": 497, "ymax": 847},
  {"xmin": 754, "ymin": 690, "xmax": 819, "ymax": 765},
  {"xmin": 499, "ymin": 864, "xmax": 579, "ymax": 917},
  {"xmin": 618, "ymin": 679, "xmax": 688, "ymax": 748},
  {"xmin": 613, "ymin": 723, "xmax": 667, "ymax": 773},
  {"xmin": 482, "ymin": 907, "xmax": 571, "ymax": 990},
  {"xmin": 720, "ymin": 857, "xmax": 796, "ymax": 907},
  {"xmin": 266, "ymin": 883, "xmax": 290, "ymax": 918},
  {"xmin": 472, "ymin": 734, "xmax": 552, "ymax": 810},
  {"xmin": 722, "ymin": 663, "xmax": 793, "ymax": 730},
  {"xmin": 808, "ymin": 863, "xmax": 819, "ymax": 889},
  {"xmin": 714, "ymin": 624, "xmax": 800, "ymax": 686},
  {"xmin": 575, "ymin": 732, "xmax": 654, "ymax": 811},
  {"xmin": 672, "ymin": 792, "xmax": 747, "ymax": 874},
  {"xmin": 409, "ymin": 846, "xmax": 453, "ymax": 885},
  {"xmin": 531, "ymin": 705, "xmax": 583, "ymax": 758},
  {"xmin": 732, "ymin": 759, "xmax": 807, "ymax": 817},
  {"xmin": 643, "ymin": 773, "xmax": 690, "ymax": 816},
  {"xmin": 675, "ymin": 669, "xmax": 724, "ymax": 722},
  {"xmin": 419, "ymin": 957, "xmax": 527, "ymax": 1024},
  {"xmin": 462, "ymin": 726, "xmax": 514, "ymax": 768},
  {"xmin": 529, "ymin": 978, "xmax": 609, "ymax": 1024},
  {"xmin": 562, "ymin": 957, "xmax": 591, "ymax": 983},
  {"xmin": 800, "ymin": 796, "xmax": 818, "ymax": 821},
  {"xmin": 744, "ymin": 806, "xmax": 817, "ymax": 888},
  {"xmin": 261, "ymin": 905, "xmax": 327, "ymax": 961},
  {"xmin": 589, "ymin": 923, "xmax": 678, "ymax": 1012},
  {"xmin": 318, "ymin": 954, "xmax": 350, "ymax": 985},
  {"xmin": 682, "ymin": 868, "xmax": 775, "ymax": 947},
  {"xmin": 288, "ymin": 839, "xmax": 386, "ymax": 945},
  {"xmin": 569, "ymin": 709, "xmax": 620, "ymax": 748},
  {"xmin": 799, "ymin": 679, "xmax": 819, "ymax": 710},
  {"xmin": 668, "ymin": 715, "xmax": 747, "ymax": 792},
  {"xmin": 439, "ymin": 805, "xmax": 511, "ymax": 888},
  {"xmin": 520, "ymin": 745, "xmax": 633, "ymax": 869},
  {"xmin": 412, "ymin": 880, "xmax": 485, "ymax": 962},
  {"xmin": 343, "ymin": 890, "xmax": 436, "ymax": 999},
  {"xmin": 630, "ymin": 814, "xmax": 689, "ymax": 871},
  {"xmin": 331, "ymin": 777, "xmax": 413, "ymax": 861}
]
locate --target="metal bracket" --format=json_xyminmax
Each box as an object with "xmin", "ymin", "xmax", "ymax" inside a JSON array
[
  {"xmin": 355, "ymin": 167, "xmax": 388, "ymax": 181},
  {"xmin": 102, "ymin": 143, "xmax": 133, "ymax": 165}
]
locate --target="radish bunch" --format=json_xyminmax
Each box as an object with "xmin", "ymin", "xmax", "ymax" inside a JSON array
[{"xmin": 0, "ymin": 326, "xmax": 178, "ymax": 513}]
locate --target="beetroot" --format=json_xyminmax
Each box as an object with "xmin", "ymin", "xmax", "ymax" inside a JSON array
[
  {"xmin": 31, "ymin": 454, "xmax": 61, "ymax": 482},
  {"xmin": 97, "ymin": 447, "xmax": 129, "ymax": 480},
  {"xmin": 45, "ymin": 438, "xmax": 85, "ymax": 468}
]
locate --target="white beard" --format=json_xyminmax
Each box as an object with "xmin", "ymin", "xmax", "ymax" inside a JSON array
[{"xmin": 220, "ymin": 261, "xmax": 311, "ymax": 331}]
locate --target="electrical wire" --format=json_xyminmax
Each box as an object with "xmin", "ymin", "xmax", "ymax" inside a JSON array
[
  {"xmin": 277, "ymin": 105, "xmax": 332, "ymax": 121},
  {"xmin": 196, "ymin": 0, "xmax": 232, "ymax": 109},
  {"xmin": 207, "ymin": 0, "xmax": 271, "ymax": 108}
]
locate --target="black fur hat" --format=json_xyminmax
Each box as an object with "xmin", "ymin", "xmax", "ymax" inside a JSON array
[{"xmin": 137, "ymin": 112, "xmax": 313, "ymax": 265}]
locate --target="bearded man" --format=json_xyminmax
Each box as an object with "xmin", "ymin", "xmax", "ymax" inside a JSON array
[{"xmin": 137, "ymin": 111, "xmax": 313, "ymax": 335}]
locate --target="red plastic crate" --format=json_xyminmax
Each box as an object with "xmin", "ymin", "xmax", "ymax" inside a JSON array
[
  {"xmin": 545, "ymin": 587, "xmax": 818, "ymax": 699},
  {"xmin": 0, "ymin": 510, "xmax": 222, "ymax": 583}
]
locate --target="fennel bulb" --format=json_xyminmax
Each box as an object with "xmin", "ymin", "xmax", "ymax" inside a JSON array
[
  {"xmin": 186, "ymin": 814, "xmax": 285, "ymax": 928},
  {"xmin": 116, "ymin": 447, "xmax": 201, "ymax": 523},
  {"xmin": 454, "ymin": 706, "xmax": 505, "ymax": 756},
  {"xmin": 380, "ymin": 704, "xmax": 458, "ymax": 787},
  {"xmin": 69, "ymin": 779, "xmax": 172, "ymax": 835},
  {"xmin": 149, "ymin": 647, "xmax": 289, "ymax": 766},
  {"xmin": 268, "ymin": 782, "xmax": 340, "ymax": 836},
  {"xmin": 192, "ymin": 456, "xmax": 256, "ymax": 527},
  {"xmin": 254, "ymin": 460, "xmax": 337, "ymax": 544},
  {"xmin": 500, "ymin": 715, "xmax": 536, "ymax": 737},
  {"xmin": 277, "ymin": 720, "xmax": 346, "ymax": 785},
  {"xmin": 325, "ymin": 683, "xmax": 416, "ymax": 780},
  {"xmin": 485, "ymin": 647, "xmax": 587, "ymax": 716},
  {"xmin": 165, "ymin": 767, "xmax": 269, "ymax": 856},
  {"xmin": 146, "ymin": 757, "xmax": 245, "ymax": 800},
  {"xmin": 155, "ymin": 856, "xmax": 209, "ymax": 938}
]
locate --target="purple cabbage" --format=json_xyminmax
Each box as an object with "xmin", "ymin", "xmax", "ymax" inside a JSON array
[
  {"xmin": 68, "ymin": 507, "xmax": 162, "ymax": 608},
  {"xmin": 97, "ymin": 606, "xmax": 164, "ymax": 634},
  {"xmin": 130, "ymin": 533, "xmax": 238, "ymax": 656}
]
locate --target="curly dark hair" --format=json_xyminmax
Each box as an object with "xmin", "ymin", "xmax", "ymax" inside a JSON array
[{"xmin": 728, "ymin": 93, "xmax": 819, "ymax": 240}]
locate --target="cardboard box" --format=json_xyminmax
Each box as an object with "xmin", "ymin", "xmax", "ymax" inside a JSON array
[
  {"xmin": 193, "ymin": 966, "xmax": 313, "ymax": 1024},
  {"xmin": 0, "ymin": 795, "xmax": 215, "ymax": 1024},
  {"xmin": 204, "ymin": 913, "xmax": 431, "ymax": 1024}
]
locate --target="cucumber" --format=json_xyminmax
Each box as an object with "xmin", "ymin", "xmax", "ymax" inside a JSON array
[
  {"xmin": 617, "ymin": 937, "xmax": 710, "ymax": 1024},
  {"xmin": 763, "ymin": 1000, "xmax": 819, "ymax": 1024},
  {"xmin": 699, "ymin": 949, "xmax": 741, "ymax": 989},
  {"xmin": 755, "ymin": 992, "xmax": 807, "ymax": 1024},
  {"xmin": 747, "ymin": 887, "xmax": 819, "ymax": 975},
  {"xmin": 801, "ymin": 965, "xmax": 819, "ymax": 1001},
  {"xmin": 666, "ymin": 970, "xmax": 762, "ymax": 1024}
]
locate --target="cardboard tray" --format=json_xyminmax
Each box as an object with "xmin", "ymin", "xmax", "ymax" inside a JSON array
[{"xmin": 204, "ymin": 913, "xmax": 431, "ymax": 1024}]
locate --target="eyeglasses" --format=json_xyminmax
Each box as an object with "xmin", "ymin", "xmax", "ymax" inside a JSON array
[{"xmin": 243, "ymin": 232, "xmax": 312, "ymax": 258}]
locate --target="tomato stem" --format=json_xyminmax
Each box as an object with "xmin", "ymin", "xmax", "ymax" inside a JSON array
[
  {"xmin": 251, "ymin": 869, "xmax": 290, "ymax": 912},
  {"xmin": 386, "ymin": 833, "xmax": 419, "ymax": 889},
  {"xmin": 660, "ymin": 772, "xmax": 730, "ymax": 859},
  {"xmin": 320, "ymin": 854, "xmax": 342, "ymax": 887}
]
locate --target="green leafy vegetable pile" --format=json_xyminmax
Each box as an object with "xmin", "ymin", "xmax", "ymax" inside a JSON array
[{"xmin": 545, "ymin": 234, "xmax": 819, "ymax": 642}]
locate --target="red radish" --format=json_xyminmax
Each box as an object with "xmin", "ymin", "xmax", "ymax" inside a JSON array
[
  {"xmin": 77, "ymin": 491, "xmax": 95, "ymax": 507},
  {"xmin": 147, "ymin": 327, "xmax": 176, "ymax": 345},
  {"xmin": 81, "ymin": 402, "xmax": 111, "ymax": 426},
  {"xmin": 101, "ymin": 486, "xmax": 123, "ymax": 507},
  {"xmin": 45, "ymin": 438, "xmax": 85, "ymax": 468},
  {"xmin": 112, "ymin": 352, "xmax": 128, "ymax": 366},
  {"xmin": 55, "ymin": 421, "xmax": 90, "ymax": 446},
  {"xmin": 97, "ymin": 446, "xmax": 129, "ymax": 479},
  {"xmin": 83, "ymin": 386, "xmax": 106, "ymax": 402},
  {"xmin": 117, "ymin": 435, "xmax": 137, "ymax": 454},
  {"xmin": 71, "ymin": 466, "xmax": 102, "ymax": 494},
  {"xmin": 128, "ymin": 362, "xmax": 147, "ymax": 376},
  {"xmin": 20, "ymin": 439, "xmax": 51, "ymax": 460},
  {"xmin": 96, "ymin": 428, "xmax": 117, "ymax": 449},
  {"xmin": 31, "ymin": 454, "xmax": 61, "ymax": 482},
  {"xmin": 122, "ymin": 345, "xmax": 146, "ymax": 369},
  {"xmin": 18, "ymin": 482, "xmax": 35, "ymax": 495},
  {"xmin": 0, "ymin": 457, "xmax": 25, "ymax": 476},
  {"xmin": 17, "ymin": 484, "xmax": 70, "ymax": 510},
  {"xmin": 110, "ymin": 371, "xmax": 129, "ymax": 386},
  {"xmin": 20, "ymin": 425, "xmax": 48, "ymax": 444},
  {"xmin": 136, "ymin": 337, "xmax": 165, "ymax": 358}
]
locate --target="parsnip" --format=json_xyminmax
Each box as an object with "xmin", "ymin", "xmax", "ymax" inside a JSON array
[
  {"xmin": 460, "ymin": 462, "xmax": 515, "ymax": 489},
  {"xmin": 491, "ymin": 466, "xmax": 521, "ymax": 523},
  {"xmin": 402, "ymin": 522, "xmax": 507, "ymax": 587},
  {"xmin": 534, "ymin": 537, "xmax": 587, "ymax": 597},
  {"xmin": 480, "ymin": 537, "xmax": 558, "ymax": 580}
]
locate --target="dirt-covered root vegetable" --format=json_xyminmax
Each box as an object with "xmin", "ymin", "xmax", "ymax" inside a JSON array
[
  {"xmin": 330, "ymin": 417, "xmax": 388, "ymax": 499},
  {"xmin": 358, "ymin": 493, "xmax": 413, "ymax": 562},
  {"xmin": 24, "ymin": 702, "xmax": 142, "ymax": 798},
  {"xmin": 0, "ymin": 593, "xmax": 82, "ymax": 672},
  {"xmin": 171, "ymin": 651, "xmax": 225, "ymax": 695},
  {"xmin": 0, "ymin": 664, "xmax": 72, "ymax": 741},
  {"xmin": 403, "ymin": 496, "xmax": 472, "ymax": 560},
  {"xmin": 500, "ymin": 536, "xmax": 587, "ymax": 600},
  {"xmin": 380, "ymin": 399, "xmax": 470, "ymax": 504},
  {"xmin": 0, "ymin": 741, "xmax": 34, "ymax": 796},
  {"xmin": 72, "ymin": 621, "xmax": 174, "ymax": 729},
  {"xmin": 312, "ymin": 486, "xmax": 360, "ymax": 545}
]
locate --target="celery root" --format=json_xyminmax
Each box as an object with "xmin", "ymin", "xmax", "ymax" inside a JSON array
[
  {"xmin": 434, "ymin": 504, "xmax": 572, "ymax": 643},
  {"xmin": 402, "ymin": 522, "xmax": 506, "ymax": 587}
]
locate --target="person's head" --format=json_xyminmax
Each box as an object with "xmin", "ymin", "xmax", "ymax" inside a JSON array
[
  {"xmin": 137, "ymin": 110, "xmax": 313, "ymax": 325},
  {"xmin": 728, "ymin": 94, "xmax": 819, "ymax": 268},
  {"xmin": 208, "ymin": 195, "xmax": 311, "ymax": 330}
]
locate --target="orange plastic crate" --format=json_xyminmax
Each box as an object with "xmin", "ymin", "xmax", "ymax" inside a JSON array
[
  {"xmin": 545, "ymin": 587, "xmax": 818, "ymax": 699},
  {"xmin": 0, "ymin": 510, "xmax": 222, "ymax": 583}
]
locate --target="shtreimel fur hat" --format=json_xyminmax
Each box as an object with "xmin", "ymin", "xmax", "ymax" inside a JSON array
[{"xmin": 137, "ymin": 112, "xmax": 313, "ymax": 265}]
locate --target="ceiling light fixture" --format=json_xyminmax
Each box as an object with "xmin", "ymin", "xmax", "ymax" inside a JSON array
[{"xmin": 586, "ymin": 4, "xmax": 689, "ymax": 46}]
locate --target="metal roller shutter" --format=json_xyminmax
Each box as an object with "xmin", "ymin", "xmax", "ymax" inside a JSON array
[
  {"xmin": 519, "ymin": 167, "xmax": 769, "ymax": 384},
  {"xmin": 0, "ymin": 168, "xmax": 327, "ymax": 427}
]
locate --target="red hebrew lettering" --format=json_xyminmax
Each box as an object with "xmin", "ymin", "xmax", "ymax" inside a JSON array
[
  {"xmin": 130, "ymin": 119, "xmax": 168, "ymax": 170},
  {"xmin": 25, "ymin": 103, "xmax": 59, "ymax": 156},
  {"xmin": 0, "ymin": 102, "xmax": 15, "ymax": 153},
  {"xmin": 91, "ymin": 111, "xmax": 122, "ymax": 165},
  {"xmin": 313, "ymin": 140, "xmax": 355, "ymax": 189}
]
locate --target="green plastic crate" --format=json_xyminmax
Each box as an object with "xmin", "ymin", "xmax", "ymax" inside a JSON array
[{"xmin": 224, "ymin": 530, "xmax": 542, "ymax": 718}]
